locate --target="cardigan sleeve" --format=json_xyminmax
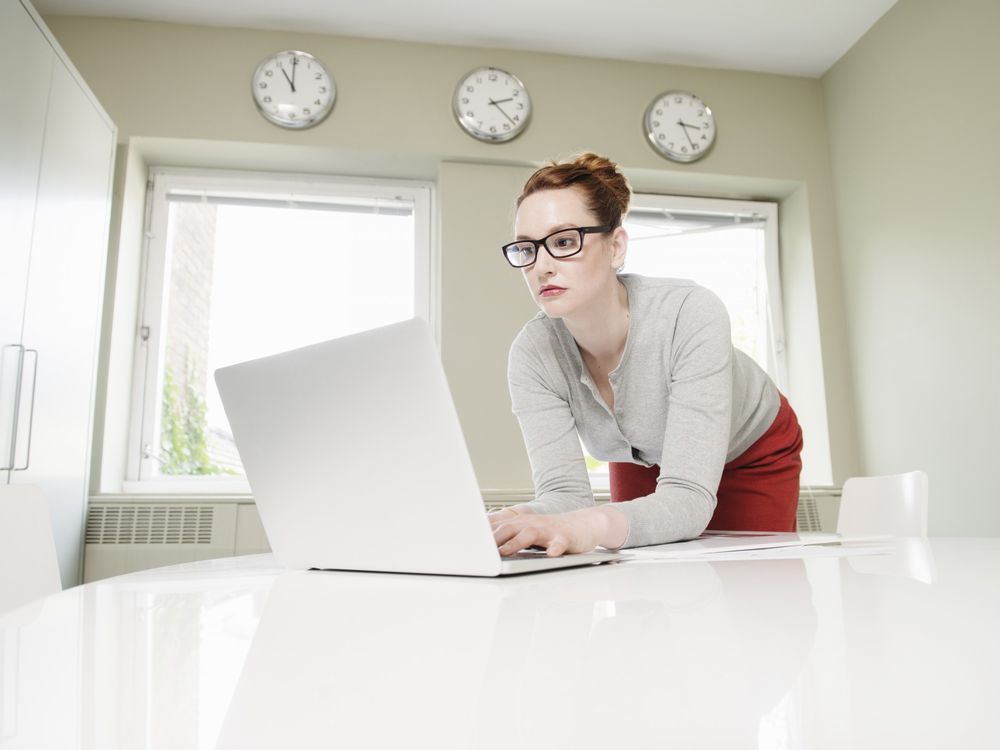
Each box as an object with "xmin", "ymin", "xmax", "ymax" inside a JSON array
[{"xmin": 507, "ymin": 330, "xmax": 595, "ymax": 515}]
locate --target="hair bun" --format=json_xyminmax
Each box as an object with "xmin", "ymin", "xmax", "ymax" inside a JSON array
[
  {"xmin": 517, "ymin": 152, "xmax": 632, "ymax": 227},
  {"xmin": 573, "ymin": 152, "xmax": 617, "ymax": 175}
]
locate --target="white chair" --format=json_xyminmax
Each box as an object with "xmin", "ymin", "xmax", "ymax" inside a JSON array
[
  {"xmin": 0, "ymin": 484, "xmax": 62, "ymax": 615},
  {"xmin": 836, "ymin": 470, "xmax": 929, "ymax": 537}
]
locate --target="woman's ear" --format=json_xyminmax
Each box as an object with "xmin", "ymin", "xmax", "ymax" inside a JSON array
[{"xmin": 610, "ymin": 226, "xmax": 628, "ymax": 270}]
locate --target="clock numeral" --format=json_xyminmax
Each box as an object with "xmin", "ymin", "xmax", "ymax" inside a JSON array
[
  {"xmin": 701, "ymin": 134, "xmax": 708, "ymax": 141},
  {"xmin": 513, "ymin": 114, "xmax": 520, "ymax": 122},
  {"xmin": 503, "ymin": 123, "xmax": 510, "ymax": 131},
  {"xmin": 315, "ymin": 99, "xmax": 322, "ymax": 105},
  {"xmin": 265, "ymin": 70, "xmax": 274, "ymax": 77},
  {"xmin": 466, "ymin": 85, "xmax": 474, "ymax": 93},
  {"xmin": 697, "ymin": 110, "xmax": 704, "ymax": 116},
  {"xmin": 681, "ymin": 146, "xmax": 688, "ymax": 153},
  {"xmin": 490, "ymin": 126, "xmax": 497, "ymax": 133},
  {"xmin": 652, "ymin": 120, "xmax": 660, "ymax": 127},
  {"xmin": 692, "ymin": 144, "xmax": 700, "ymax": 151},
  {"xmin": 658, "ymin": 134, "xmax": 666, "ymax": 141},
  {"xmin": 258, "ymin": 82, "xmax": 268, "ymax": 89},
  {"xmin": 512, "ymin": 90, "xmax": 520, "ymax": 97},
  {"xmin": 319, "ymin": 86, "xmax": 327, "ymax": 93},
  {"xmin": 462, "ymin": 97, "xmax": 470, "ymax": 104},
  {"xmin": 466, "ymin": 110, "xmax": 474, "ymax": 118},
  {"xmin": 674, "ymin": 96, "xmax": 683, "ymax": 104},
  {"xmin": 475, "ymin": 77, "xmax": 483, "ymax": 84},
  {"xmin": 303, "ymin": 108, "xmax": 311, "ymax": 115},
  {"xmin": 655, "ymin": 108, "xmax": 663, "ymax": 116},
  {"xmin": 488, "ymin": 73, "xmax": 498, "ymax": 82},
  {"xmin": 263, "ymin": 96, "xmax": 272, "ymax": 103},
  {"xmin": 315, "ymin": 73, "xmax": 322, "ymax": 80},
  {"xmin": 289, "ymin": 112, "xmax": 296, "ymax": 119}
]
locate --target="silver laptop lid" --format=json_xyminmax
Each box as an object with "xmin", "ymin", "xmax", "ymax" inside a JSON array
[{"xmin": 215, "ymin": 318, "xmax": 503, "ymax": 576}]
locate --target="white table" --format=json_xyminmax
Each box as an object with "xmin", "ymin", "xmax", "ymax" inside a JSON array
[{"xmin": 2, "ymin": 538, "xmax": 999, "ymax": 749}]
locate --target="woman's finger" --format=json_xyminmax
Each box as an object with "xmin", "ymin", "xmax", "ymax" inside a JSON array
[
  {"xmin": 546, "ymin": 535, "xmax": 568, "ymax": 557},
  {"xmin": 498, "ymin": 525, "xmax": 547, "ymax": 556},
  {"xmin": 492, "ymin": 517, "xmax": 532, "ymax": 548},
  {"xmin": 487, "ymin": 509, "xmax": 516, "ymax": 530}
]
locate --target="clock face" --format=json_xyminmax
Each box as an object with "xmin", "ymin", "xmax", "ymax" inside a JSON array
[
  {"xmin": 452, "ymin": 67, "xmax": 531, "ymax": 143},
  {"xmin": 251, "ymin": 50, "xmax": 335, "ymax": 129},
  {"xmin": 644, "ymin": 91, "xmax": 716, "ymax": 162}
]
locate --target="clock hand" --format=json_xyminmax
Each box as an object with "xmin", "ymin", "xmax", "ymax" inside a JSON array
[
  {"xmin": 489, "ymin": 97, "xmax": 514, "ymax": 105},
  {"xmin": 677, "ymin": 119, "xmax": 702, "ymax": 130},
  {"xmin": 677, "ymin": 120, "xmax": 696, "ymax": 148},
  {"xmin": 280, "ymin": 66, "xmax": 296, "ymax": 93},
  {"xmin": 488, "ymin": 98, "xmax": 517, "ymax": 126},
  {"xmin": 291, "ymin": 56, "xmax": 298, "ymax": 88}
]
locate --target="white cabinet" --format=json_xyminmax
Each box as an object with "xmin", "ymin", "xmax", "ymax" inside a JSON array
[
  {"xmin": 0, "ymin": 0, "xmax": 52, "ymax": 467},
  {"xmin": 1, "ymin": 0, "xmax": 116, "ymax": 586}
]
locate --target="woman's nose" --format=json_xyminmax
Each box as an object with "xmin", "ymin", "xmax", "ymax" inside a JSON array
[{"xmin": 533, "ymin": 246, "xmax": 556, "ymax": 275}]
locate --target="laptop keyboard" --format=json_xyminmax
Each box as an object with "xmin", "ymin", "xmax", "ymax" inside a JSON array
[{"xmin": 501, "ymin": 550, "xmax": 552, "ymax": 560}]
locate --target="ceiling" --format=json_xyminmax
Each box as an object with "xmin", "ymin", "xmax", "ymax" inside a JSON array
[{"xmin": 34, "ymin": 0, "xmax": 898, "ymax": 78}]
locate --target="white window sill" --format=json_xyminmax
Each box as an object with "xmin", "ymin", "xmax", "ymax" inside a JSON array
[{"xmin": 121, "ymin": 478, "xmax": 253, "ymax": 496}]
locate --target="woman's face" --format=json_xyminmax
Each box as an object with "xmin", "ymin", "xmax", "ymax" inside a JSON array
[{"xmin": 513, "ymin": 187, "xmax": 626, "ymax": 319}]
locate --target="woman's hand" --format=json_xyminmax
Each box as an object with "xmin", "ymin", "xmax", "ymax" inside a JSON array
[
  {"xmin": 487, "ymin": 505, "xmax": 533, "ymax": 529},
  {"xmin": 492, "ymin": 505, "xmax": 628, "ymax": 557}
]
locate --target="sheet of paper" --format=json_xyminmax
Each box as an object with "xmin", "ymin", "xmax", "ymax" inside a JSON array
[
  {"xmin": 672, "ymin": 541, "xmax": 893, "ymax": 561},
  {"xmin": 621, "ymin": 532, "xmax": 891, "ymax": 560}
]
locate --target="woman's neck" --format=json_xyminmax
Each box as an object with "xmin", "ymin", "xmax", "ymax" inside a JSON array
[{"xmin": 563, "ymin": 278, "xmax": 630, "ymax": 367}]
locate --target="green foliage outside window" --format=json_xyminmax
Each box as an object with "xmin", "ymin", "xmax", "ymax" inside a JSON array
[{"xmin": 160, "ymin": 362, "xmax": 230, "ymax": 476}]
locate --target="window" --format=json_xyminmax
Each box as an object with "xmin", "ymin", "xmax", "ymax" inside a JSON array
[
  {"xmin": 587, "ymin": 194, "xmax": 785, "ymax": 490},
  {"xmin": 127, "ymin": 169, "xmax": 433, "ymax": 492}
]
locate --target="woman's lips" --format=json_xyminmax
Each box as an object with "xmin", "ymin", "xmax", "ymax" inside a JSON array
[{"xmin": 539, "ymin": 286, "xmax": 566, "ymax": 298}]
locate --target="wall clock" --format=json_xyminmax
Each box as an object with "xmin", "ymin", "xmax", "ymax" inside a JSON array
[
  {"xmin": 251, "ymin": 50, "xmax": 335, "ymax": 129},
  {"xmin": 643, "ymin": 90, "xmax": 716, "ymax": 162},
  {"xmin": 452, "ymin": 67, "xmax": 532, "ymax": 143}
]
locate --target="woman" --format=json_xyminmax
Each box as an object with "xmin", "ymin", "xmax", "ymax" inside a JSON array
[{"xmin": 490, "ymin": 153, "xmax": 803, "ymax": 556}]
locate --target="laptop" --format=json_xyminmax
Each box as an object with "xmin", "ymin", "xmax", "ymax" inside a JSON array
[{"xmin": 214, "ymin": 318, "xmax": 620, "ymax": 576}]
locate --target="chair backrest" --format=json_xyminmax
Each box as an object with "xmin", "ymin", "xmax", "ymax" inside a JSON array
[
  {"xmin": 0, "ymin": 484, "xmax": 62, "ymax": 615},
  {"xmin": 836, "ymin": 470, "xmax": 929, "ymax": 537}
]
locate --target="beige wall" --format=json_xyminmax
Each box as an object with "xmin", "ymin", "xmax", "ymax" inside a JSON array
[
  {"xmin": 823, "ymin": 0, "xmax": 1000, "ymax": 534},
  {"xmin": 45, "ymin": 16, "xmax": 856, "ymax": 493}
]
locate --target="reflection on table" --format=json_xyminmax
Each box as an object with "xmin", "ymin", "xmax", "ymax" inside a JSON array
[{"xmin": 2, "ymin": 538, "xmax": 999, "ymax": 749}]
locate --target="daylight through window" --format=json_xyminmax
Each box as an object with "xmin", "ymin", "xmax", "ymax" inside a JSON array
[{"xmin": 129, "ymin": 170, "xmax": 432, "ymax": 490}]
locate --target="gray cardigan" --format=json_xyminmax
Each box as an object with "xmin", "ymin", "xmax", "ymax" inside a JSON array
[{"xmin": 507, "ymin": 274, "xmax": 779, "ymax": 548}]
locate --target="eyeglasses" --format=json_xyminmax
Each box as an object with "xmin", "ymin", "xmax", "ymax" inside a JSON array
[{"xmin": 501, "ymin": 225, "xmax": 613, "ymax": 268}]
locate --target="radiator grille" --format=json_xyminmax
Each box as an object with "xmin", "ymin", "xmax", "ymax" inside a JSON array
[
  {"xmin": 85, "ymin": 504, "xmax": 215, "ymax": 545},
  {"xmin": 796, "ymin": 495, "xmax": 822, "ymax": 532}
]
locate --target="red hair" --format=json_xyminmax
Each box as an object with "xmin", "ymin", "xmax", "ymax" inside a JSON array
[{"xmin": 517, "ymin": 153, "xmax": 631, "ymax": 228}]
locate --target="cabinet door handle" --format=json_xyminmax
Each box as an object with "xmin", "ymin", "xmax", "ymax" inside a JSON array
[
  {"xmin": 1, "ymin": 344, "xmax": 25, "ymax": 472},
  {"xmin": 13, "ymin": 348, "xmax": 38, "ymax": 472}
]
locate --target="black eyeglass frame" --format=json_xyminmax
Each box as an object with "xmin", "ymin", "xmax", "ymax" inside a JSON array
[{"xmin": 501, "ymin": 224, "xmax": 614, "ymax": 268}]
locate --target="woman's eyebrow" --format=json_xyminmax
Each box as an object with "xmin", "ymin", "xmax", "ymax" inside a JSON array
[{"xmin": 515, "ymin": 223, "xmax": 577, "ymax": 241}]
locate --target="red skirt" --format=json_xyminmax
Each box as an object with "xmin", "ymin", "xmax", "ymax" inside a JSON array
[{"xmin": 608, "ymin": 394, "xmax": 803, "ymax": 532}]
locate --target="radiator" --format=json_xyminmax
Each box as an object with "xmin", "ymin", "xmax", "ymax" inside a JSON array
[{"xmin": 83, "ymin": 503, "xmax": 239, "ymax": 583}]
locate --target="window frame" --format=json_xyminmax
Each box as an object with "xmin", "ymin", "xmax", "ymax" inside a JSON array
[
  {"xmin": 625, "ymin": 192, "xmax": 786, "ymax": 388},
  {"xmin": 124, "ymin": 167, "xmax": 435, "ymax": 494}
]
